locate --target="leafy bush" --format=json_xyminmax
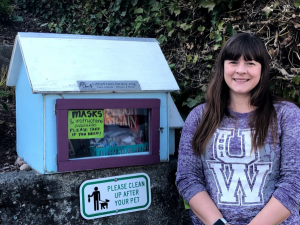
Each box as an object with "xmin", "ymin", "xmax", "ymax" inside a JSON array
[
  {"xmin": 14, "ymin": 0, "xmax": 300, "ymax": 117},
  {"xmin": 15, "ymin": 0, "xmax": 239, "ymax": 112},
  {"xmin": 0, "ymin": 0, "xmax": 12, "ymax": 22},
  {"xmin": 0, "ymin": 66, "xmax": 10, "ymax": 113}
]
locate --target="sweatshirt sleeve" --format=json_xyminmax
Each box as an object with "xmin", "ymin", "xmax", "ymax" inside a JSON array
[
  {"xmin": 175, "ymin": 105, "xmax": 207, "ymax": 203},
  {"xmin": 272, "ymin": 102, "xmax": 300, "ymax": 214}
]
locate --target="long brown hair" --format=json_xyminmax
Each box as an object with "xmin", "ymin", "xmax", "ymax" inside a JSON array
[{"xmin": 192, "ymin": 33, "xmax": 278, "ymax": 155}]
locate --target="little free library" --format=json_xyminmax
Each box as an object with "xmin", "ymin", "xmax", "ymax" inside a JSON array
[{"xmin": 6, "ymin": 32, "xmax": 184, "ymax": 174}]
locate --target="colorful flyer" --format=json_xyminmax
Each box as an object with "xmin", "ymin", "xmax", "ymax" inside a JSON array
[{"xmin": 68, "ymin": 110, "xmax": 104, "ymax": 139}]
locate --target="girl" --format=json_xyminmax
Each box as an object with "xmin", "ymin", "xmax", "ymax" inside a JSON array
[{"xmin": 176, "ymin": 33, "xmax": 300, "ymax": 225}]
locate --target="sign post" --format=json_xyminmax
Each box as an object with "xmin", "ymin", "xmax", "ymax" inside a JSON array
[{"xmin": 79, "ymin": 173, "xmax": 151, "ymax": 220}]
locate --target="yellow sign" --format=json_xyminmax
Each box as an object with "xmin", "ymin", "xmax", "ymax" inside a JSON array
[{"xmin": 68, "ymin": 110, "xmax": 104, "ymax": 139}]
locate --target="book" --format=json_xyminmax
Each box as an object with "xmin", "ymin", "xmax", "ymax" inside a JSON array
[
  {"xmin": 104, "ymin": 109, "xmax": 140, "ymax": 131},
  {"xmin": 89, "ymin": 109, "xmax": 147, "ymax": 148}
]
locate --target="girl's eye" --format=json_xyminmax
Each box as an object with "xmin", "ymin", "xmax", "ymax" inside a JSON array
[{"xmin": 247, "ymin": 62, "xmax": 255, "ymax": 65}]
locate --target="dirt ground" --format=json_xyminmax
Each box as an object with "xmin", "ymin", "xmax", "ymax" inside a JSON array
[
  {"xmin": 0, "ymin": 4, "xmax": 51, "ymax": 172},
  {"xmin": 0, "ymin": 4, "xmax": 50, "ymax": 45},
  {"xmin": 0, "ymin": 101, "xmax": 18, "ymax": 172}
]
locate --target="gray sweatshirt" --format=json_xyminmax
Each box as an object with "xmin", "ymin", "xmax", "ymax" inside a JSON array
[{"xmin": 176, "ymin": 101, "xmax": 300, "ymax": 225}]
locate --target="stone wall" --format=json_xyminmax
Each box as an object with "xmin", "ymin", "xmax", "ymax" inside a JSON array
[{"xmin": 0, "ymin": 157, "xmax": 190, "ymax": 225}]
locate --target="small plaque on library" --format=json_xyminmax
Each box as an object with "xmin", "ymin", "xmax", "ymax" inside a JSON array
[
  {"xmin": 77, "ymin": 80, "xmax": 141, "ymax": 91},
  {"xmin": 79, "ymin": 173, "xmax": 151, "ymax": 220}
]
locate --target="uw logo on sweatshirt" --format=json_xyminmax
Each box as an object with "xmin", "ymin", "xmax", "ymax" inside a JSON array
[{"xmin": 206, "ymin": 128, "xmax": 272, "ymax": 206}]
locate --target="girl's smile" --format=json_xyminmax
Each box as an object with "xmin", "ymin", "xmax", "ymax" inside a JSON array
[{"xmin": 224, "ymin": 56, "xmax": 261, "ymax": 98}]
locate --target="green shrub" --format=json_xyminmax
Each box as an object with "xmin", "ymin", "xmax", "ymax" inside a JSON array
[
  {"xmin": 14, "ymin": 0, "xmax": 300, "ymax": 116},
  {"xmin": 0, "ymin": 0, "xmax": 12, "ymax": 22},
  {"xmin": 0, "ymin": 66, "xmax": 9, "ymax": 113}
]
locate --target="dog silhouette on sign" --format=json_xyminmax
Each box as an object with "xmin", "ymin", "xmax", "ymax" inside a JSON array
[{"xmin": 100, "ymin": 199, "xmax": 110, "ymax": 209}]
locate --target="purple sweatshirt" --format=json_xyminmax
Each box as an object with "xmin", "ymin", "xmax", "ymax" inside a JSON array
[{"xmin": 176, "ymin": 101, "xmax": 300, "ymax": 225}]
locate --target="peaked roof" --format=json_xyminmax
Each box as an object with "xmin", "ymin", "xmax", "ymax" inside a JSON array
[{"xmin": 6, "ymin": 32, "xmax": 179, "ymax": 93}]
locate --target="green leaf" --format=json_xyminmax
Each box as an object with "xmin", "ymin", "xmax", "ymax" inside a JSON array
[
  {"xmin": 158, "ymin": 34, "xmax": 167, "ymax": 44},
  {"xmin": 205, "ymin": 55, "xmax": 213, "ymax": 60},
  {"xmin": 199, "ymin": 0, "xmax": 216, "ymax": 12},
  {"xmin": 169, "ymin": 63, "xmax": 175, "ymax": 70},
  {"xmin": 0, "ymin": 102, "xmax": 8, "ymax": 114},
  {"xmin": 174, "ymin": 9, "xmax": 181, "ymax": 16},
  {"xmin": 195, "ymin": 94, "xmax": 203, "ymax": 102},
  {"xmin": 112, "ymin": 5, "xmax": 120, "ymax": 12},
  {"xmin": 207, "ymin": 64, "xmax": 212, "ymax": 68},
  {"xmin": 131, "ymin": 0, "xmax": 138, "ymax": 6},
  {"xmin": 183, "ymin": 199, "xmax": 190, "ymax": 210},
  {"xmin": 0, "ymin": 91, "xmax": 9, "ymax": 98},
  {"xmin": 55, "ymin": 27, "xmax": 62, "ymax": 33},
  {"xmin": 168, "ymin": 29, "xmax": 175, "ymax": 37},
  {"xmin": 151, "ymin": 1, "xmax": 160, "ymax": 11},
  {"xmin": 180, "ymin": 23, "xmax": 192, "ymax": 31},
  {"xmin": 165, "ymin": 20, "xmax": 174, "ymax": 30},
  {"xmin": 180, "ymin": 81, "xmax": 188, "ymax": 87},
  {"xmin": 104, "ymin": 26, "xmax": 110, "ymax": 33},
  {"xmin": 120, "ymin": 11, "xmax": 126, "ymax": 17},
  {"xmin": 135, "ymin": 15, "xmax": 143, "ymax": 22},
  {"xmin": 211, "ymin": 4, "xmax": 223, "ymax": 24},
  {"xmin": 289, "ymin": 89, "xmax": 298, "ymax": 98},
  {"xmin": 198, "ymin": 26, "xmax": 205, "ymax": 32},
  {"xmin": 183, "ymin": 97, "xmax": 201, "ymax": 108},
  {"xmin": 187, "ymin": 100, "xmax": 198, "ymax": 108},
  {"xmin": 193, "ymin": 54, "xmax": 199, "ymax": 64},
  {"xmin": 283, "ymin": 88, "xmax": 289, "ymax": 99},
  {"xmin": 134, "ymin": 8, "xmax": 143, "ymax": 14},
  {"xmin": 12, "ymin": 15, "xmax": 24, "ymax": 22},
  {"xmin": 226, "ymin": 23, "xmax": 236, "ymax": 36},
  {"xmin": 222, "ymin": 36, "xmax": 226, "ymax": 46},
  {"xmin": 217, "ymin": 20, "xmax": 224, "ymax": 31},
  {"xmin": 135, "ymin": 22, "xmax": 142, "ymax": 30},
  {"xmin": 144, "ymin": 5, "xmax": 150, "ymax": 15},
  {"xmin": 187, "ymin": 54, "xmax": 192, "ymax": 62},
  {"xmin": 293, "ymin": 75, "xmax": 300, "ymax": 84},
  {"xmin": 212, "ymin": 44, "xmax": 221, "ymax": 50},
  {"xmin": 295, "ymin": 0, "xmax": 300, "ymax": 8},
  {"xmin": 180, "ymin": 62, "xmax": 186, "ymax": 72},
  {"xmin": 215, "ymin": 34, "xmax": 222, "ymax": 42},
  {"xmin": 185, "ymin": 74, "xmax": 189, "ymax": 80}
]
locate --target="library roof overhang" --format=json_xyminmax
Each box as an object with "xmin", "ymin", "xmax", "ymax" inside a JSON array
[{"xmin": 6, "ymin": 32, "xmax": 180, "ymax": 94}]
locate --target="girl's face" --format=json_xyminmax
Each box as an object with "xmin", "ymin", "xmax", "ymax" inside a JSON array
[{"xmin": 224, "ymin": 56, "xmax": 261, "ymax": 98}]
